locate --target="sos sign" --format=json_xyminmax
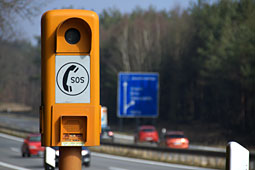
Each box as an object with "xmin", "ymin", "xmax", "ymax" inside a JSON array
[{"xmin": 55, "ymin": 55, "xmax": 90, "ymax": 103}]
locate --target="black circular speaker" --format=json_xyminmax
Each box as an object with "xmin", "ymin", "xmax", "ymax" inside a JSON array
[{"xmin": 65, "ymin": 28, "xmax": 80, "ymax": 44}]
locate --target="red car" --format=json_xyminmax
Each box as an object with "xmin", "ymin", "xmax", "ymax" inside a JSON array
[
  {"xmin": 164, "ymin": 131, "xmax": 189, "ymax": 149},
  {"xmin": 21, "ymin": 133, "xmax": 44, "ymax": 157},
  {"xmin": 135, "ymin": 125, "xmax": 159, "ymax": 143}
]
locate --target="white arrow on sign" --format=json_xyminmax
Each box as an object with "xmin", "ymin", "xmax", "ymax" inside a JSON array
[{"xmin": 123, "ymin": 82, "xmax": 135, "ymax": 115}]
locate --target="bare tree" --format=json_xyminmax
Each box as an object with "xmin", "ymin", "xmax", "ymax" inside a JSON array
[
  {"xmin": 129, "ymin": 11, "xmax": 163, "ymax": 71},
  {"xmin": 117, "ymin": 17, "xmax": 131, "ymax": 72},
  {"xmin": 0, "ymin": 0, "xmax": 44, "ymax": 40},
  {"xmin": 104, "ymin": 10, "xmax": 165, "ymax": 73}
]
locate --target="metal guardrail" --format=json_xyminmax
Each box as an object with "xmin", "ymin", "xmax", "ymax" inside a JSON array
[
  {"xmin": 0, "ymin": 124, "xmax": 35, "ymax": 135},
  {"xmin": 101, "ymin": 141, "xmax": 255, "ymax": 160}
]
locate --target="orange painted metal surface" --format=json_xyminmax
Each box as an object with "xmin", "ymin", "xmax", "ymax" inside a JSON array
[
  {"xmin": 41, "ymin": 9, "xmax": 101, "ymax": 147},
  {"xmin": 59, "ymin": 147, "xmax": 82, "ymax": 170}
]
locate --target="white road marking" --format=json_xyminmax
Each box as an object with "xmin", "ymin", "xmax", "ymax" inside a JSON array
[
  {"xmin": 10, "ymin": 147, "xmax": 20, "ymax": 153},
  {"xmin": 0, "ymin": 134, "xmax": 27, "ymax": 169},
  {"xmin": 92, "ymin": 152, "xmax": 219, "ymax": 170},
  {"xmin": 0, "ymin": 133, "xmax": 23, "ymax": 142},
  {"xmin": 109, "ymin": 167, "xmax": 129, "ymax": 170},
  {"xmin": 114, "ymin": 133, "xmax": 134, "ymax": 141},
  {"xmin": 0, "ymin": 161, "xmax": 32, "ymax": 170}
]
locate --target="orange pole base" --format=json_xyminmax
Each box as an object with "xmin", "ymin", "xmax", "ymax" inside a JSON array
[{"xmin": 59, "ymin": 147, "xmax": 82, "ymax": 170}]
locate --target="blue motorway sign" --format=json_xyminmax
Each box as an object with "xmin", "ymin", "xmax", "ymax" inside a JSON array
[{"xmin": 117, "ymin": 72, "xmax": 159, "ymax": 117}]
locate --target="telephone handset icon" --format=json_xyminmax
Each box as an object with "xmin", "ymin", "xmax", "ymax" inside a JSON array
[{"xmin": 62, "ymin": 65, "xmax": 79, "ymax": 92}]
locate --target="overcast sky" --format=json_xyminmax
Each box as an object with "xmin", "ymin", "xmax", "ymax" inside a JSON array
[{"xmin": 18, "ymin": 0, "xmax": 196, "ymax": 45}]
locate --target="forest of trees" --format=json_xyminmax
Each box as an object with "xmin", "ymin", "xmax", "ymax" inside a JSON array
[
  {"xmin": 0, "ymin": 0, "xmax": 254, "ymax": 139},
  {"xmin": 100, "ymin": 0, "xmax": 255, "ymax": 132}
]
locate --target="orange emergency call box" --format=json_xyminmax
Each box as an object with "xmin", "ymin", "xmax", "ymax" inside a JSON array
[{"xmin": 40, "ymin": 9, "xmax": 101, "ymax": 147}]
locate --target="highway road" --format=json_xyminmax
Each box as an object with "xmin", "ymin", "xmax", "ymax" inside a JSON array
[
  {"xmin": 0, "ymin": 133, "xmax": 218, "ymax": 170},
  {"xmin": 0, "ymin": 113, "xmax": 225, "ymax": 153}
]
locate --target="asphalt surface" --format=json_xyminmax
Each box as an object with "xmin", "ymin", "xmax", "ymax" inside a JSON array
[
  {"xmin": 0, "ymin": 113, "xmax": 39, "ymax": 133},
  {"xmin": 0, "ymin": 133, "xmax": 218, "ymax": 170}
]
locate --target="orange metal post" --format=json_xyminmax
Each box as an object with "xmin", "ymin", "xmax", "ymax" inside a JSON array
[{"xmin": 59, "ymin": 147, "xmax": 82, "ymax": 170}]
